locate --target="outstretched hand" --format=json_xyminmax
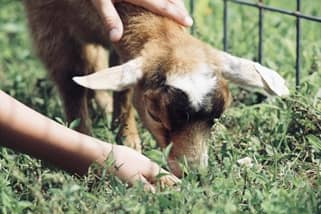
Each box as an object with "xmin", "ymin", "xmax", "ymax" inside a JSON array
[
  {"xmin": 109, "ymin": 145, "xmax": 180, "ymax": 192},
  {"xmin": 91, "ymin": 0, "xmax": 193, "ymax": 42},
  {"xmin": 0, "ymin": 90, "xmax": 179, "ymax": 192}
]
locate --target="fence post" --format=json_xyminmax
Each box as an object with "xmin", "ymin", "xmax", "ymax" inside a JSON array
[
  {"xmin": 258, "ymin": 0, "xmax": 264, "ymax": 64},
  {"xmin": 223, "ymin": 0, "xmax": 228, "ymax": 51},
  {"xmin": 190, "ymin": 0, "xmax": 195, "ymax": 35},
  {"xmin": 296, "ymin": 0, "xmax": 301, "ymax": 90}
]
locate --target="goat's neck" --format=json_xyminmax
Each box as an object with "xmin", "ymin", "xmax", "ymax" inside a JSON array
[{"xmin": 113, "ymin": 3, "xmax": 186, "ymax": 61}]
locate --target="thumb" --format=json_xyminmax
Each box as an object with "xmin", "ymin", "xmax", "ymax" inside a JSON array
[{"xmin": 92, "ymin": 0, "xmax": 123, "ymax": 42}]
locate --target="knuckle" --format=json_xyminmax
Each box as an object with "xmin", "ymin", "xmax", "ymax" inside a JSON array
[
  {"xmin": 103, "ymin": 16, "xmax": 119, "ymax": 28},
  {"xmin": 159, "ymin": 1, "xmax": 171, "ymax": 13}
]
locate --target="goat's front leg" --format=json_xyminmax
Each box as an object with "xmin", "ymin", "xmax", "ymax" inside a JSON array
[
  {"xmin": 109, "ymin": 51, "xmax": 141, "ymax": 152},
  {"xmin": 112, "ymin": 89, "xmax": 141, "ymax": 152}
]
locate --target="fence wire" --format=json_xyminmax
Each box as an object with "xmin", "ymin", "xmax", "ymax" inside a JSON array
[{"xmin": 190, "ymin": 0, "xmax": 321, "ymax": 90}]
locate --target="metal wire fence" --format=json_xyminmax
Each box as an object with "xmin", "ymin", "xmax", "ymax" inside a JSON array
[{"xmin": 190, "ymin": 0, "xmax": 321, "ymax": 90}]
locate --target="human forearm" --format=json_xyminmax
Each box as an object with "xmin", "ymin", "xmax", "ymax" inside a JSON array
[
  {"xmin": 0, "ymin": 90, "xmax": 179, "ymax": 188},
  {"xmin": 0, "ymin": 90, "xmax": 111, "ymax": 174}
]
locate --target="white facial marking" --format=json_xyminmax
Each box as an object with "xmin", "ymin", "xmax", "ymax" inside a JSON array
[{"xmin": 166, "ymin": 64, "xmax": 217, "ymax": 110}]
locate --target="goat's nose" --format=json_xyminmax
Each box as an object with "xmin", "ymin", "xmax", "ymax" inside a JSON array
[
  {"xmin": 167, "ymin": 152, "xmax": 209, "ymax": 177},
  {"xmin": 168, "ymin": 158, "xmax": 183, "ymax": 178}
]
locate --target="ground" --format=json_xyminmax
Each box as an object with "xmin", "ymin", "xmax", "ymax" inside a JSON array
[{"xmin": 0, "ymin": 0, "xmax": 321, "ymax": 213}]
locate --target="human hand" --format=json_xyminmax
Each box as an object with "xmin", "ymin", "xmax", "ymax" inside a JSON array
[
  {"xmin": 109, "ymin": 145, "xmax": 180, "ymax": 192},
  {"xmin": 91, "ymin": 0, "xmax": 193, "ymax": 42}
]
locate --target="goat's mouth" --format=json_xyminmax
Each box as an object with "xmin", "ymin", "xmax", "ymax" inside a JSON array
[
  {"xmin": 167, "ymin": 155, "xmax": 209, "ymax": 177},
  {"xmin": 167, "ymin": 143, "xmax": 209, "ymax": 177},
  {"xmin": 168, "ymin": 158, "xmax": 183, "ymax": 177}
]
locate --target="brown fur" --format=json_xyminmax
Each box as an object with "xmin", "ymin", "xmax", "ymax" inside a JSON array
[{"xmin": 23, "ymin": 1, "xmax": 230, "ymax": 175}]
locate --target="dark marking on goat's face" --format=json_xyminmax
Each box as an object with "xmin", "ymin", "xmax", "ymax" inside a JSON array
[{"xmin": 133, "ymin": 68, "xmax": 230, "ymax": 176}]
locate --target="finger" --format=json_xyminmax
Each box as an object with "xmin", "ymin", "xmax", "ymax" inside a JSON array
[
  {"xmin": 92, "ymin": 0, "xmax": 123, "ymax": 42},
  {"xmin": 145, "ymin": 162, "xmax": 181, "ymax": 186},
  {"xmin": 133, "ymin": 174, "xmax": 156, "ymax": 193},
  {"xmin": 158, "ymin": 169, "xmax": 181, "ymax": 187},
  {"xmin": 153, "ymin": 1, "xmax": 193, "ymax": 27},
  {"xmin": 170, "ymin": 0, "xmax": 188, "ymax": 14},
  {"xmin": 125, "ymin": 0, "xmax": 193, "ymax": 27}
]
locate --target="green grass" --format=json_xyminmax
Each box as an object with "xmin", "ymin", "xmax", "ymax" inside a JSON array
[{"xmin": 1, "ymin": 0, "xmax": 321, "ymax": 213}]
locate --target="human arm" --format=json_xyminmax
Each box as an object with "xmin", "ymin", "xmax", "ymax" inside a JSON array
[
  {"xmin": 91, "ymin": 0, "xmax": 193, "ymax": 42},
  {"xmin": 0, "ymin": 90, "xmax": 179, "ymax": 190}
]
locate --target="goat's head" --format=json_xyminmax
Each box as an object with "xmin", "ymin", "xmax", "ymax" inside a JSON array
[{"xmin": 73, "ymin": 37, "xmax": 289, "ymax": 176}]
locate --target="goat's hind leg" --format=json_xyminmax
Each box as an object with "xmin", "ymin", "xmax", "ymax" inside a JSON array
[{"xmin": 34, "ymin": 34, "xmax": 92, "ymax": 134}]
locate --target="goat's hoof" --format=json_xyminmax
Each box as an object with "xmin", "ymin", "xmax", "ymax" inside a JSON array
[{"xmin": 123, "ymin": 135, "xmax": 142, "ymax": 153}]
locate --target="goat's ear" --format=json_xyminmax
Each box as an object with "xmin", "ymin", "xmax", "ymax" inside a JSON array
[
  {"xmin": 213, "ymin": 50, "xmax": 290, "ymax": 96},
  {"xmin": 73, "ymin": 58, "xmax": 143, "ymax": 91}
]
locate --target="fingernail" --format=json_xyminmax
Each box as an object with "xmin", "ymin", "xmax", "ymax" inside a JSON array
[
  {"xmin": 184, "ymin": 16, "xmax": 193, "ymax": 26},
  {"xmin": 109, "ymin": 28, "xmax": 121, "ymax": 42}
]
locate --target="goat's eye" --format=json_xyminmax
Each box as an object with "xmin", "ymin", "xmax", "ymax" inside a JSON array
[{"xmin": 147, "ymin": 110, "xmax": 162, "ymax": 123}]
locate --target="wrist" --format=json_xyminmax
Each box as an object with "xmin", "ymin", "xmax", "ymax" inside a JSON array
[{"xmin": 88, "ymin": 138, "xmax": 113, "ymax": 166}]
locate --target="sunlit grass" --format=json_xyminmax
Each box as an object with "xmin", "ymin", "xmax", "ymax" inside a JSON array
[{"xmin": 0, "ymin": 0, "xmax": 320, "ymax": 213}]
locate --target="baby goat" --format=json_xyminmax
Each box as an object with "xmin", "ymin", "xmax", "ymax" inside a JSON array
[{"xmin": 23, "ymin": 1, "xmax": 289, "ymax": 175}]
